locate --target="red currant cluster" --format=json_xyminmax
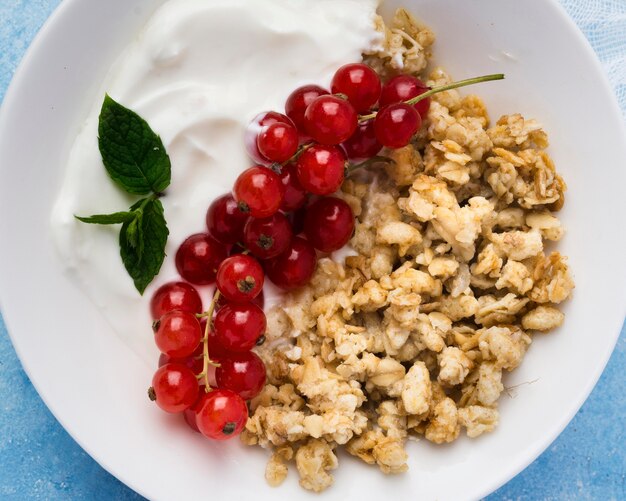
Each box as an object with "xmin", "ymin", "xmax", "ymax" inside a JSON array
[
  {"xmin": 148, "ymin": 276, "xmax": 266, "ymax": 440},
  {"xmin": 145, "ymin": 63, "xmax": 501, "ymax": 442},
  {"xmin": 230, "ymin": 65, "xmax": 433, "ymax": 280},
  {"xmin": 241, "ymin": 67, "xmax": 505, "ymax": 188},
  {"xmin": 283, "ymin": 65, "xmax": 431, "ymax": 159}
]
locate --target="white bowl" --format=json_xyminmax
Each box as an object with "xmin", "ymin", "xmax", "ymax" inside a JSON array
[{"xmin": 1, "ymin": 0, "xmax": 625, "ymax": 500}]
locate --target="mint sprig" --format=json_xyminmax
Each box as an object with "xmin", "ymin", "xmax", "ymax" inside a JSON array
[{"xmin": 76, "ymin": 96, "xmax": 171, "ymax": 294}]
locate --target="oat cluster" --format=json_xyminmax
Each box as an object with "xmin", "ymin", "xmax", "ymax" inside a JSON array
[{"xmin": 242, "ymin": 9, "xmax": 574, "ymax": 491}]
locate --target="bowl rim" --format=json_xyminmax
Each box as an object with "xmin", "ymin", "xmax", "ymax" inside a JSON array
[{"xmin": 0, "ymin": 0, "xmax": 625, "ymax": 499}]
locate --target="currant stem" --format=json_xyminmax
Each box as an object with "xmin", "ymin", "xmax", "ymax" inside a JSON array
[
  {"xmin": 346, "ymin": 155, "xmax": 394, "ymax": 175},
  {"xmin": 280, "ymin": 142, "xmax": 313, "ymax": 167},
  {"xmin": 198, "ymin": 289, "xmax": 221, "ymax": 392},
  {"xmin": 358, "ymin": 73, "xmax": 505, "ymax": 122}
]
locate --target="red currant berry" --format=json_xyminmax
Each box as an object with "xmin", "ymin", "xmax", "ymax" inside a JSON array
[
  {"xmin": 243, "ymin": 212, "xmax": 293, "ymax": 259},
  {"xmin": 159, "ymin": 350, "xmax": 204, "ymax": 377},
  {"xmin": 206, "ymin": 194, "xmax": 249, "ymax": 245},
  {"xmin": 214, "ymin": 303, "xmax": 266, "ymax": 352},
  {"xmin": 279, "ymin": 163, "xmax": 307, "ymax": 211},
  {"xmin": 257, "ymin": 121, "xmax": 299, "ymax": 163},
  {"xmin": 150, "ymin": 281, "xmax": 202, "ymax": 319},
  {"xmin": 183, "ymin": 394, "xmax": 204, "ymax": 433},
  {"xmin": 265, "ymin": 236, "xmax": 317, "ymax": 290},
  {"xmin": 216, "ymin": 255, "xmax": 264, "ymax": 302},
  {"xmin": 304, "ymin": 197, "xmax": 355, "ymax": 253},
  {"xmin": 175, "ymin": 233, "xmax": 227, "ymax": 285},
  {"xmin": 285, "ymin": 85, "xmax": 329, "ymax": 133},
  {"xmin": 374, "ymin": 103, "xmax": 422, "ymax": 149},
  {"xmin": 215, "ymin": 351, "xmax": 267, "ymax": 400},
  {"xmin": 245, "ymin": 111, "xmax": 294, "ymax": 164},
  {"xmin": 296, "ymin": 144, "xmax": 345, "ymax": 195},
  {"xmin": 286, "ymin": 207, "xmax": 306, "ymax": 235},
  {"xmin": 216, "ymin": 289, "xmax": 265, "ymax": 311},
  {"xmin": 200, "ymin": 321, "xmax": 232, "ymax": 363},
  {"xmin": 380, "ymin": 75, "xmax": 431, "ymax": 118},
  {"xmin": 304, "ymin": 95, "xmax": 358, "ymax": 145},
  {"xmin": 331, "ymin": 63, "xmax": 382, "ymax": 113},
  {"xmin": 149, "ymin": 363, "xmax": 199, "ymax": 413},
  {"xmin": 154, "ymin": 311, "xmax": 202, "ymax": 359},
  {"xmin": 227, "ymin": 242, "xmax": 247, "ymax": 257},
  {"xmin": 342, "ymin": 120, "xmax": 382, "ymax": 160},
  {"xmin": 233, "ymin": 166, "xmax": 283, "ymax": 218},
  {"xmin": 195, "ymin": 389, "xmax": 248, "ymax": 440}
]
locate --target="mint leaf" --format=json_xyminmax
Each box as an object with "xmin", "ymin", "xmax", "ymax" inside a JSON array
[
  {"xmin": 125, "ymin": 214, "xmax": 142, "ymax": 252},
  {"xmin": 119, "ymin": 198, "xmax": 169, "ymax": 294},
  {"xmin": 75, "ymin": 211, "xmax": 137, "ymax": 225},
  {"xmin": 98, "ymin": 95, "xmax": 171, "ymax": 195}
]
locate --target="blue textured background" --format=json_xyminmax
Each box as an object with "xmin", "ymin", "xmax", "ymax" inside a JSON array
[{"xmin": 0, "ymin": 1, "xmax": 624, "ymax": 500}]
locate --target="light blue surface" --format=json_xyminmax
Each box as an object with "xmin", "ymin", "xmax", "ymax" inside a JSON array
[{"xmin": 0, "ymin": 1, "xmax": 624, "ymax": 500}]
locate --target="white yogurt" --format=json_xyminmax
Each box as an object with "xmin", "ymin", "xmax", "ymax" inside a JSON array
[{"xmin": 51, "ymin": 0, "xmax": 380, "ymax": 362}]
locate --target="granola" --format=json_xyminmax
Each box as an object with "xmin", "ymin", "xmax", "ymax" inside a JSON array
[{"xmin": 243, "ymin": 8, "xmax": 574, "ymax": 491}]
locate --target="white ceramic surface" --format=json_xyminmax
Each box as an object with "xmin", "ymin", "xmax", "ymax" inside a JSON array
[{"xmin": 1, "ymin": 1, "xmax": 625, "ymax": 500}]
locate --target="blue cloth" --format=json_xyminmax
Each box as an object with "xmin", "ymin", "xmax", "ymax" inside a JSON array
[{"xmin": 0, "ymin": 1, "xmax": 624, "ymax": 499}]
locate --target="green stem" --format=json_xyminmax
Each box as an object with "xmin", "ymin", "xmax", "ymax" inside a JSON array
[{"xmin": 359, "ymin": 73, "xmax": 505, "ymax": 122}]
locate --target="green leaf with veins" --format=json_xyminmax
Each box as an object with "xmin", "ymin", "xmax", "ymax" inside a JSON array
[
  {"xmin": 98, "ymin": 95, "xmax": 171, "ymax": 195},
  {"xmin": 74, "ymin": 211, "xmax": 137, "ymax": 225},
  {"xmin": 119, "ymin": 198, "xmax": 169, "ymax": 295}
]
